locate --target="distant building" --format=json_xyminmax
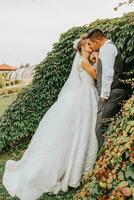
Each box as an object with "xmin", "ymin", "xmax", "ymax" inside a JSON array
[
  {"xmin": 6, "ymin": 65, "xmax": 36, "ymax": 83},
  {"xmin": 0, "ymin": 64, "xmax": 16, "ymax": 72}
]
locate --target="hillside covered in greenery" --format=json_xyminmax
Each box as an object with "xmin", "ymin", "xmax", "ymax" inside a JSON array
[
  {"xmin": 0, "ymin": 12, "xmax": 133, "ymax": 200},
  {"xmin": 73, "ymin": 94, "xmax": 134, "ymax": 200},
  {"xmin": 0, "ymin": 12, "xmax": 133, "ymax": 153}
]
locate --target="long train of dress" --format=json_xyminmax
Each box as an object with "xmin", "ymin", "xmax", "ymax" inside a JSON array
[{"xmin": 3, "ymin": 65, "xmax": 98, "ymax": 200}]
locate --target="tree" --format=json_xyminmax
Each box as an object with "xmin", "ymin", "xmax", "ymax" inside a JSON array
[{"xmin": 114, "ymin": 0, "xmax": 134, "ymax": 11}]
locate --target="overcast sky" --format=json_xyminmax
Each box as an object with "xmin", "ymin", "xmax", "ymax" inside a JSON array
[{"xmin": 0, "ymin": 0, "xmax": 133, "ymax": 67}]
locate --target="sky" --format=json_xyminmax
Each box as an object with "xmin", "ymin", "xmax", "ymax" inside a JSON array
[{"xmin": 0, "ymin": 0, "xmax": 133, "ymax": 67}]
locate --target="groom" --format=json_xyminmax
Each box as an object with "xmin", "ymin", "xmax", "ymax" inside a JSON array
[{"xmin": 86, "ymin": 28, "xmax": 126, "ymax": 150}]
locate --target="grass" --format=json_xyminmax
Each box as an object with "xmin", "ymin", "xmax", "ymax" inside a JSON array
[
  {"xmin": 0, "ymin": 94, "xmax": 18, "ymax": 116},
  {"xmin": 0, "ymin": 151, "xmax": 16, "ymax": 200},
  {"xmin": 0, "ymin": 146, "xmax": 81, "ymax": 200}
]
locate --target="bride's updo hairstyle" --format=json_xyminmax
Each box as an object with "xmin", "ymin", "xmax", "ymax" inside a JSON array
[{"xmin": 76, "ymin": 35, "xmax": 88, "ymax": 55}]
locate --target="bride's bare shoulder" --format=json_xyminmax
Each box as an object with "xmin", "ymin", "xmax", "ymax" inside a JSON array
[
  {"xmin": 79, "ymin": 58, "xmax": 89, "ymax": 69},
  {"xmin": 78, "ymin": 58, "xmax": 85, "ymax": 70}
]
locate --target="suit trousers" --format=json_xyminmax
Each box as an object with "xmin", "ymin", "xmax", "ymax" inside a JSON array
[{"xmin": 95, "ymin": 88, "xmax": 126, "ymax": 150}]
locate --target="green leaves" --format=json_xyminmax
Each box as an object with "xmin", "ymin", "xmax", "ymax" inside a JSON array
[
  {"xmin": 118, "ymin": 171, "xmax": 125, "ymax": 181},
  {"xmin": 125, "ymin": 167, "xmax": 134, "ymax": 179},
  {"xmin": 88, "ymin": 181, "xmax": 100, "ymax": 195},
  {"xmin": 74, "ymin": 95, "xmax": 134, "ymax": 199}
]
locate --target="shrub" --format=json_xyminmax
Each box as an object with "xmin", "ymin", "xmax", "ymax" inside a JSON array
[
  {"xmin": 0, "ymin": 80, "xmax": 4, "ymax": 88},
  {"xmin": 14, "ymin": 80, "xmax": 21, "ymax": 84},
  {"xmin": 73, "ymin": 95, "xmax": 134, "ymax": 200},
  {"xmin": 0, "ymin": 87, "xmax": 22, "ymax": 96},
  {"xmin": 0, "ymin": 12, "xmax": 133, "ymax": 153},
  {"xmin": 0, "ymin": 74, "xmax": 4, "ymax": 88}
]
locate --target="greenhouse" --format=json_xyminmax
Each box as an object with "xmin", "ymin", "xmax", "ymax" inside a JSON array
[{"xmin": 7, "ymin": 65, "xmax": 36, "ymax": 82}]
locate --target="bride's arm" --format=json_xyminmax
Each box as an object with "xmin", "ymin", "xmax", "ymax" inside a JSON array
[{"xmin": 80, "ymin": 58, "xmax": 97, "ymax": 80}]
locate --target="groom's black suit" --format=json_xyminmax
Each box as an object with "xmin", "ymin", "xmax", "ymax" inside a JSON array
[{"xmin": 96, "ymin": 40, "xmax": 126, "ymax": 150}]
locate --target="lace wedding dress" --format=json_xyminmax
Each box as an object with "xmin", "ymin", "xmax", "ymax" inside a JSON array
[{"xmin": 3, "ymin": 52, "xmax": 98, "ymax": 200}]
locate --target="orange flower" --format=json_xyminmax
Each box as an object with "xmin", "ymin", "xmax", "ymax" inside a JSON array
[
  {"xmin": 121, "ymin": 187, "xmax": 132, "ymax": 197},
  {"xmin": 109, "ymin": 190, "xmax": 125, "ymax": 200}
]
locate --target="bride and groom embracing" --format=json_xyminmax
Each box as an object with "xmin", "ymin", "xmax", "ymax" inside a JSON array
[{"xmin": 2, "ymin": 28, "xmax": 126, "ymax": 200}]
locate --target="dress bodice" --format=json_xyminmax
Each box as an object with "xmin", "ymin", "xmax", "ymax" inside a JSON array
[{"xmin": 78, "ymin": 58, "xmax": 95, "ymax": 85}]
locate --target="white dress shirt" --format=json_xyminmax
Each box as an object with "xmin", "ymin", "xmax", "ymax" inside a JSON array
[{"xmin": 99, "ymin": 39, "xmax": 118, "ymax": 99}]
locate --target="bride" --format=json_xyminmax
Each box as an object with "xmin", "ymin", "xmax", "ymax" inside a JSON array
[{"xmin": 2, "ymin": 37, "xmax": 98, "ymax": 200}]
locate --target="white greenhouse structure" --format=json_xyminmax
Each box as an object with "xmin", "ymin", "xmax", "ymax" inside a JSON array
[{"xmin": 6, "ymin": 65, "xmax": 36, "ymax": 82}]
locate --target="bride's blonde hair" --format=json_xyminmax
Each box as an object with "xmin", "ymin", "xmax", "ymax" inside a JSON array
[{"xmin": 77, "ymin": 34, "xmax": 88, "ymax": 55}]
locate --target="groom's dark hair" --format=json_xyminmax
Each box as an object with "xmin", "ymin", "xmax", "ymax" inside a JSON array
[{"xmin": 87, "ymin": 28, "xmax": 106, "ymax": 40}]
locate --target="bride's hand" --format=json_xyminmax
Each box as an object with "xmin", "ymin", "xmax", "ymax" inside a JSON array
[
  {"xmin": 81, "ymin": 58, "xmax": 97, "ymax": 80},
  {"xmin": 90, "ymin": 51, "xmax": 98, "ymax": 64}
]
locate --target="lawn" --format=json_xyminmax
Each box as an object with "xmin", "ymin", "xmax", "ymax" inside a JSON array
[{"xmin": 0, "ymin": 94, "xmax": 18, "ymax": 116}]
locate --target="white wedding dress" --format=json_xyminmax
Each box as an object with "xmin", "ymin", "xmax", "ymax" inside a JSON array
[{"xmin": 2, "ymin": 52, "xmax": 98, "ymax": 200}]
